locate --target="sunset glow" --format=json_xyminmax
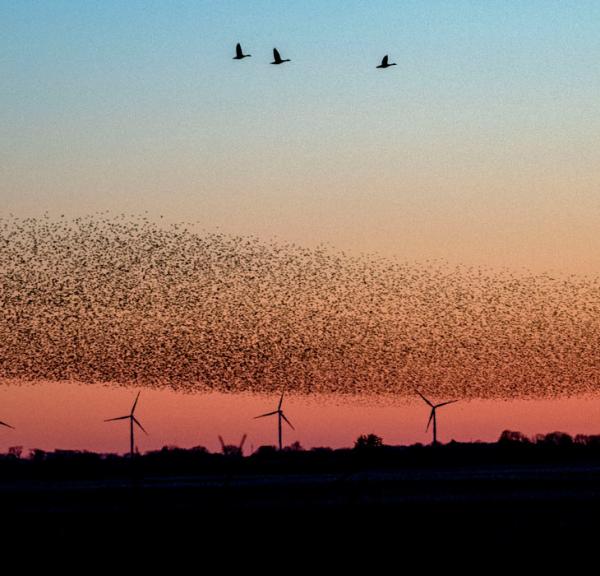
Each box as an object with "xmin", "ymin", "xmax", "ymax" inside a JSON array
[{"xmin": 3, "ymin": 2, "xmax": 600, "ymax": 451}]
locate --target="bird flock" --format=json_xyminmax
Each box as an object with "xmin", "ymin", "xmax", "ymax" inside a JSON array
[
  {"xmin": 1, "ymin": 214, "xmax": 600, "ymax": 401},
  {"xmin": 233, "ymin": 43, "xmax": 394, "ymax": 68}
]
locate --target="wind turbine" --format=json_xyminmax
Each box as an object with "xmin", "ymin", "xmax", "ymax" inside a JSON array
[
  {"xmin": 254, "ymin": 391, "xmax": 294, "ymax": 451},
  {"xmin": 105, "ymin": 391, "xmax": 148, "ymax": 459},
  {"xmin": 415, "ymin": 389, "xmax": 457, "ymax": 445}
]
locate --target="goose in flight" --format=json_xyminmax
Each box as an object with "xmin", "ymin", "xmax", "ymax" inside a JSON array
[
  {"xmin": 376, "ymin": 55, "xmax": 396, "ymax": 69},
  {"xmin": 233, "ymin": 43, "xmax": 251, "ymax": 60},
  {"xmin": 271, "ymin": 48, "xmax": 290, "ymax": 65}
]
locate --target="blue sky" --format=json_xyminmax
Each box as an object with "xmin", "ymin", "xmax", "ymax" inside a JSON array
[{"xmin": 3, "ymin": 1, "xmax": 600, "ymax": 272}]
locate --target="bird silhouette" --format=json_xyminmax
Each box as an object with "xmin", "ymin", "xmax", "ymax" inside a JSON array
[
  {"xmin": 376, "ymin": 55, "xmax": 396, "ymax": 69},
  {"xmin": 271, "ymin": 48, "xmax": 290, "ymax": 65},
  {"xmin": 233, "ymin": 43, "xmax": 251, "ymax": 60}
]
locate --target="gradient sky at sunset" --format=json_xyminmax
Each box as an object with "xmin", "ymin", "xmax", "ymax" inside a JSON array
[
  {"xmin": 4, "ymin": 1, "xmax": 600, "ymax": 273},
  {"xmin": 3, "ymin": 2, "xmax": 600, "ymax": 453}
]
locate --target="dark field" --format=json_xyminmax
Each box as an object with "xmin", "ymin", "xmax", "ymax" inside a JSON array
[{"xmin": 3, "ymin": 439, "xmax": 600, "ymax": 546}]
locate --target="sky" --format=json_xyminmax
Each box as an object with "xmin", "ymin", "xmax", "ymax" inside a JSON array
[
  {"xmin": 2, "ymin": 382, "xmax": 600, "ymax": 454},
  {"xmin": 3, "ymin": 1, "xmax": 600, "ymax": 273},
  {"xmin": 2, "ymin": 2, "xmax": 600, "ymax": 451}
]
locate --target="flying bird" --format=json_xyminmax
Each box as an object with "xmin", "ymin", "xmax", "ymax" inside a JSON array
[
  {"xmin": 233, "ymin": 43, "xmax": 251, "ymax": 60},
  {"xmin": 376, "ymin": 55, "xmax": 396, "ymax": 69},
  {"xmin": 271, "ymin": 48, "xmax": 290, "ymax": 65},
  {"xmin": 5, "ymin": 214, "xmax": 600, "ymax": 401}
]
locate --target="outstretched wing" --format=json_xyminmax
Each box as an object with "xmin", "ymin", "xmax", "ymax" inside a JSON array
[
  {"xmin": 273, "ymin": 48, "xmax": 281, "ymax": 62},
  {"xmin": 382, "ymin": 55, "xmax": 388, "ymax": 66},
  {"xmin": 236, "ymin": 43, "xmax": 243, "ymax": 58}
]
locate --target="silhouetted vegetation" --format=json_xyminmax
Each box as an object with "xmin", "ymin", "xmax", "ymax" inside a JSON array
[
  {"xmin": 1, "ymin": 430, "xmax": 600, "ymax": 543},
  {"xmin": 498, "ymin": 430, "xmax": 531, "ymax": 445},
  {"xmin": 354, "ymin": 434, "xmax": 383, "ymax": 450},
  {"xmin": 0, "ymin": 431, "xmax": 599, "ymax": 480}
]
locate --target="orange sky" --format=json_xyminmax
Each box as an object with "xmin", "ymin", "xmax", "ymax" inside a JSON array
[
  {"xmin": 1, "ymin": 381, "xmax": 598, "ymax": 455},
  {"xmin": 4, "ymin": 3, "xmax": 600, "ymax": 447}
]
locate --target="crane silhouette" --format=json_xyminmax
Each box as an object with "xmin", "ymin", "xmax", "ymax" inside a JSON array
[{"xmin": 218, "ymin": 434, "xmax": 247, "ymax": 457}]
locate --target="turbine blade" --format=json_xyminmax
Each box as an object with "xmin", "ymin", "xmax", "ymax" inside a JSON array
[
  {"xmin": 104, "ymin": 415, "xmax": 130, "ymax": 422},
  {"xmin": 435, "ymin": 400, "xmax": 458, "ymax": 409},
  {"xmin": 133, "ymin": 416, "xmax": 148, "ymax": 435},
  {"xmin": 131, "ymin": 391, "xmax": 141, "ymax": 415},
  {"xmin": 254, "ymin": 411, "xmax": 278, "ymax": 419},
  {"xmin": 414, "ymin": 389, "xmax": 433, "ymax": 407},
  {"xmin": 281, "ymin": 413, "xmax": 295, "ymax": 430},
  {"xmin": 0, "ymin": 420, "xmax": 14, "ymax": 430},
  {"xmin": 278, "ymin": 390, "xmax": 285, "ymax": 410},
  {"xmin": 426, "ymin": 409, "xmax": 434, "ymax": 431}
]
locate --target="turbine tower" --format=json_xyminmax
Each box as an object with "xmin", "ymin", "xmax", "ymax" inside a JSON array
[
  {"xmin": 105, "ymin": 391, "xmax": 148, "ymax": 458},
  {"xmin": 415, "ymin": 389, "xmax": 457, "ymax": 445},
  {"xmin": 254, "ymin": 391, "xmax": 294, "ymax": 451}
]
